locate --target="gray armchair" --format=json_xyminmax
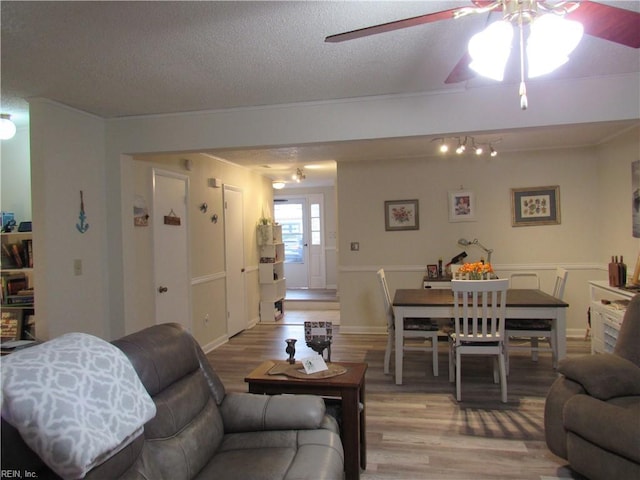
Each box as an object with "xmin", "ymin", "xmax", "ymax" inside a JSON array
[{"xmin": 544, "ymin": 294, "xmax": 640, "ymax": 480}]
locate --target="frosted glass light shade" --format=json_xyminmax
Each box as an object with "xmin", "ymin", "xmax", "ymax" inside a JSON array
[
  {"xmin": 527, "ymin": 14, "xmax": 583, "ymax": 78},
  {"xmin": 0, "ymin": 115, "xmax": 16, "ymax": 140},
  {"xmin": 468, "ymin": 21, "xmax": 513, "ymax": 81}
]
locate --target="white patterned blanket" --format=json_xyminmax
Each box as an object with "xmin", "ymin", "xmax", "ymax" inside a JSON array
[{"xmin": 1, "ymin": 332, "xmax": 156, "ymax": 479}]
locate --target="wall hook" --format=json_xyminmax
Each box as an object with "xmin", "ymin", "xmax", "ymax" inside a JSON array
[
  {"xmin": 200, "ymin": 203, "xmax": 208, "ymax": 213},
  {"xmin": 211, "ymin": 213, "xmax": 218, "ymax": 223},
  {"xmin": 76, "ymin": 190, "xmax": 90, "ymax": 233}
]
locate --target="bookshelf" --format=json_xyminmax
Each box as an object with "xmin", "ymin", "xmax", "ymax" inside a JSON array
[
  {"xmin": 1, "ymin": 231, "xmax": 35, "ymax": 341},
  {"xmin": 257, "ymin": 224, "xmax": 286, "ymax": 322}
]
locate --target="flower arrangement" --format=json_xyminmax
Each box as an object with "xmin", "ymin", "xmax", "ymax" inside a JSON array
[{"xmin": 458, "ymin": 262, "xmax": 494, "ymax": 279}]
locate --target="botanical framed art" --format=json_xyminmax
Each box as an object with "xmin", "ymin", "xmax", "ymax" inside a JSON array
[
  {"xmin": 448, "ymin": 190, "xmax": 476, "ymax": 222},
  {"xmin": 511, "ymin": 185, "xmax": 560, "ymax": 227},
  {"xmin": 384, "ymin": 199, "xmax": 419, "ymax": 231}
]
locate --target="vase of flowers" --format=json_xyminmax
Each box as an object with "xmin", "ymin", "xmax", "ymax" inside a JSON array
[{"xmin": 457, "ymin": 261, "xmax": 494, "ymax": 280}]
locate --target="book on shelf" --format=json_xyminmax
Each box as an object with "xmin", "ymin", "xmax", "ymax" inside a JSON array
[
  {"xmin": 1, "ymin": 272, "xmax": 29, "ymax": 305},
  {"xmin": 1, "ymin": 240, "xmax": 33, "ymax": 269}
]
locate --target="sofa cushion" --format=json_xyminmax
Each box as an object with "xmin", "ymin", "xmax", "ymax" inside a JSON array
[
  {"xmin": 198, "ymin": 429, "xmax": 344, "ymax": 480},
  {"xmin": 558, "ymin": 353, "xmax": 640, "ymax": 400},
  {"xmin": 1, "ymin": 333, "xmax": 156, "ymax": 479}
]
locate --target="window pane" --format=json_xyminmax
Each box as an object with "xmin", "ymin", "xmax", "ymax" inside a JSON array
[
  {"xmin": 311, "ymin": 204, "xmax": 320, "ymax": 216},
  {"xmin": 274, "ymin": 203, "xmax": 304, "ymax": 263}
]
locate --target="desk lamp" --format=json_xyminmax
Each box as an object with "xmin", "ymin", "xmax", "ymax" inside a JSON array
[{"xmin": 458, "ymin": 238, "xmax": 493, "ymax": 264}]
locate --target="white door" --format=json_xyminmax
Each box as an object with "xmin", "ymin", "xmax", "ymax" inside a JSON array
[
  {"xmin": 224, "ymin": 185, "xmax": 247, "ymax": 337},
  {"xmin": 274, "ymin": 194, "xmax": 326, "ymax": 289},
  {"xmin": 153, "ymin": 169, "xmax": 191, "ymax": 332},
  {"xmin": 275, "ymin": 198, "xmax": 308, "ymax": 288}
]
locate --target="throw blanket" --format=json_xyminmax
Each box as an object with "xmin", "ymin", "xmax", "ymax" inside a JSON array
[{"xmin": 1, "ymin": 332, "xmax": 156, "ymax": 479}]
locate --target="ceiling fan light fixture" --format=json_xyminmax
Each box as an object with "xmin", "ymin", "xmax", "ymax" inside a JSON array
[
  {"xmin": 527, "ymin": 14, "xmax": 584, "ymax": 78},
  {"xmin": 468, "ymin": 20, "xmax": 513, "ymax": 81},
  {"xmin": 439, "ymin": 140, "xmax": 449, "ymax": 153}
]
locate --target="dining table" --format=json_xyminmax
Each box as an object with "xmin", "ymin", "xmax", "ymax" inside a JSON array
[{"xmin": 392, "ymin": 288, "xmax": 569, "ymax": 385}]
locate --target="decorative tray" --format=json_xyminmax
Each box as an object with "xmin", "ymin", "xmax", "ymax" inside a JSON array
[{"xmin": 268, "ymin": 361, "xmax": 347, "ymax": 379}]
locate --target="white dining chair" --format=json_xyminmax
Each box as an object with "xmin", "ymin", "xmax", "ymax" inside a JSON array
[
  {"xmin": 377, "ymin": 268, "xmax": 440, "ymax": 377},
  {"xmin": 448, "ymin": 278, "xmax": 509, "ymax": 403},
  {"xmin": 505, "ymin": 267, "xmax": 568, "ymax": 370}
]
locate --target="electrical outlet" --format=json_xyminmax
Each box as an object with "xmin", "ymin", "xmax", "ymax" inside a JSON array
[
  {"xmin": 350, "ymin": 242, "xmax": 360, "ymax": 251},
  {"xmin": 73, "ymin": 259, "xmax": 82, "ymax": 276},
  {"xmin": 204, "ymin": 314, "xmax": 209, "ymax": 324}
]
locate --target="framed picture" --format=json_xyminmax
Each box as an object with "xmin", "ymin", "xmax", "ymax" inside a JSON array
[
  {"xmin": 511, "ymin": 185, "xmax": 560, "ymax": 227},
  {"xmin": 427, "ymin": 264, "xmax": 439, "ymax": 279},
  {"xmin": 1, "ymin": 308, "xmax": 23, "ymax": 341},
  {"xmin": 448, "ymin": 190, "xmax": 476, "ymax": 222},
  {"xmin": 384, "ymin": 200, "xmax": 419, "ymax": 231}
]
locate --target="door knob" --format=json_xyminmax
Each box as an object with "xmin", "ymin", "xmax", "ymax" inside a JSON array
[{"xmin": 158, "ymin": 286, "xmax": 168, "ymax": 293}]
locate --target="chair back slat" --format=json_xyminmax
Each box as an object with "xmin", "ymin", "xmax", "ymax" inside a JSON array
[
  {"xmin": 553, "ymin": 267, "xmax": 568, "ymax": 300},
  {"xmin": 451, "ymin": 279, "xmax": 509, "ymax": 342},
  {"xmin": 376, "ymin": 269, "xmax": 394, "ymax": 330}
]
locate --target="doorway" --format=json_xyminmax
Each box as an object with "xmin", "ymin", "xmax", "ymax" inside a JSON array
[
  {"xmin": 152, "ymin": 169, "xmax": 191, "ymax": 332},
  {"xmin": 274, "ymin": 193, "xmax": 326, "ymax": 289}
]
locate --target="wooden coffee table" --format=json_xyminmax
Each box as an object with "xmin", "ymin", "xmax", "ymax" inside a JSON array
[{"xmin": 245, "ymin": 360, "xmax": 367, "ymax": 480}]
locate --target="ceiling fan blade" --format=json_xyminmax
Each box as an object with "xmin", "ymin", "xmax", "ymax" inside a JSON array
[
  {"xmin": 444, "ymin": 52, "xmax": 476, "ymax": 84},
  {"xmin": 325, "ymin": 7, "xmax": 462, "ymax": 43},
  {"xmin": 567, "ymin": 1, "xmax": 640, "ymax": 48}
]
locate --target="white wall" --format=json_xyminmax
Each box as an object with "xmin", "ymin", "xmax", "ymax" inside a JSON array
[
  {"xmin": 29, "ymin": 99, "xmax": 109, "ymax": 340},
  {"xmin": 1, "ymin": 126, "xmax": 31, "ymax": 223},
  {"xmin": 337, "ymin": 128, "xmax": 640, "ymax": 336},
  {"xmin": 26, "ymin": 73, "xmax": 639, "ymax": 342}
]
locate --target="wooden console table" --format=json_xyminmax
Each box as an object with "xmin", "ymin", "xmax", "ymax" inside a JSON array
[{"xmin": 245, "ymin": 360, "xmax": 367, "ymax": 480}]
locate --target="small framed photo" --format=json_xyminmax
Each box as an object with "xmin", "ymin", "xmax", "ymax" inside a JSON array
[
  {"xmin": 385, "ymin": 200, "xmax": 419, "ymax": 231},
  {"xmin": 427, "ymin": 264, "xmax": 439, "ymax": 279},
  {"xmin": 511, "ymin": 185, "xmax": 560, "ymax": 227},
  {"xmin": 1, "ymin": 308, "xmax": 23, "ymax": 341},
  {"xmin": 448, "ymin": 191, "xmax": 476, "ymax": 222}
]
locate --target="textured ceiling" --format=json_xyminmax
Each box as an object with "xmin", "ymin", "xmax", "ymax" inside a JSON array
[{"xmin": 2, "ymin": 1, "xmax": 639, "ymax": 187}]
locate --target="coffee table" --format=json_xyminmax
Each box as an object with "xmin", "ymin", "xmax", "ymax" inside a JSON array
[{"xmin": 245, "ymin": 360, "xmax": 367, "ymax": 480}]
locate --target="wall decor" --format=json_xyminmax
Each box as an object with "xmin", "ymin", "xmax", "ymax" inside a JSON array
[
  {"xmin": 448, "ymin": 190, "xmax": 476, "ymax": 222},
  {"xmin": 384, "ymin": 200, "xmax": 419, "ymax": 231},
  {"xmin": 76, "ymin": 190, "xmax": 90, "ymax": 233},
  {"xmin": 511, "ymin": 185, "xmax": 560, "ymax": 227},
  {"xmin": 133, "ymin": 195, "xmax": 149, "ymax": 227}
]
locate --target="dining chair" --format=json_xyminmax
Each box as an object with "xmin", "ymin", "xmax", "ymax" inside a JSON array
[
  {"xmin": 448, "ymin": 278, "xmax": 509, "ymax": 403},
  {"xmin": 376, "ymin": 268, "xmax": 440, "ymax": 377},
  {"xmin": 505, "ymin": 267, "xmax": 568, "ymax": 370}
]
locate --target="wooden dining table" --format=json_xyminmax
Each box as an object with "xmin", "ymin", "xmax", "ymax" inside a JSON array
[{"xmin": 392, "ymin": 288, "xmax": 569, "ymax": 385}]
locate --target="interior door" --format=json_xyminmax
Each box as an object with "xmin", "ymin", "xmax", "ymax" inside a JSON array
[
  {"xmin": 224, "ymin": 185, "xmax": 247, "ymax": 337},
  {"xmin": 152, "ymin": 169, "xmax": 191, "ymax": 332}
]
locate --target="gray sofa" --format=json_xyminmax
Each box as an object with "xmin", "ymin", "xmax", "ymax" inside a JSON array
[
  {"xmin": 544, "ymin": 294, "xmax": 640, "ymax": 480},
  {"xmin": 1, "ymin": 323, "xmax": 344, "ymax": 479}
]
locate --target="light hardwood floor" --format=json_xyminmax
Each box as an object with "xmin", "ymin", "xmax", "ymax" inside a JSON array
[{"xmin": 206, "ymin": 310, "xmax": 589, "ymax": 480}]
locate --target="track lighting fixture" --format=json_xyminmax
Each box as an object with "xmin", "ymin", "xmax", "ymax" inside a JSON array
[
  {"xmin": 291, "ymin": 168, "xmax": 306, "ymax": 183},
  {"xmin": 433, "ymin": 136, "xmax": 499, "ymax": 158}
]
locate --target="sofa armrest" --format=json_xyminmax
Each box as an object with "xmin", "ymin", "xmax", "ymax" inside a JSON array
[
  {"xmin": 564, "ymin": 394, "xmax": 640, "ymax": 464},
  {"xmin": 558, "ymin": 354, "xmax": 640, "ymax": 400},
  {"xmin": 220, "ymin": 393, "xmax": 326, "ymax": 433}
]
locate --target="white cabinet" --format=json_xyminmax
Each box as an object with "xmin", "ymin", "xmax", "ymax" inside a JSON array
[
  {"xmin": 257, "ymin": 225, "xmax": 286, "ymax": 322},
  {"xmin": 589, "ymin": 281, "xmax": 634, "ymax": 354}
]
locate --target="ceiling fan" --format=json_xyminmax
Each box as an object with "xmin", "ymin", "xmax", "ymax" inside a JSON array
[{"xmin": 325, "ymin": 1, "xmax": 640, "ymax": 109}]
